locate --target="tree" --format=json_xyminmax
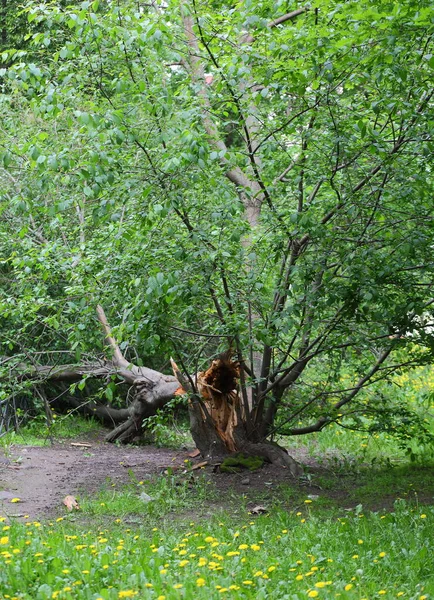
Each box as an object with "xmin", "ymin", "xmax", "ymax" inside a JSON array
[{"xmin": 1, "ymin": 0, "xmax": 434, "ymax": 465}]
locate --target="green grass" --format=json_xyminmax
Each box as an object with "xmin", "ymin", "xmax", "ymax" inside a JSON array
[
  {"xmin": 0, "ymin": 415, "xmax": 101, "ymax": 448},
  {"xmin": 78, "ymin": 473, "xmax": 217, "ymax": 522},
  {"xmin": 0, "ymin": 498, "xmax": 432, "ymax": 599}
]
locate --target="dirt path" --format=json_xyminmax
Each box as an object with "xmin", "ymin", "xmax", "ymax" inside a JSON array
[{"xmin": 0, "ymin": 433, "xmax": 186, "ymax": 519}]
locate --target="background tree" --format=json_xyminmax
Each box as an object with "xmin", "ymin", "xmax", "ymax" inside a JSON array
[{"xmin": 1, "ymin": 0, "xmax": 433, "ymax": 463}]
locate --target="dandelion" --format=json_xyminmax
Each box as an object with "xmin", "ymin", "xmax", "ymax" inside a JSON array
[
  {"xmin": 179, "ymin": 560, "xmax": 189, "ymax": 567},
  {"xmin": 345, "ymin": 584, "xmax": 353, "ymax": 591},
  {"xmin": 268, "ymin": 566, "xmax": 276, "ymax": 572},
  {"xmin": 420, "ymin": 514, "xmax": 427, "ymax": 519},
  {"xmin": 243, "ymin": 581, "xmax": 253, "ymax": 585},
  {"xmin": 10, "ymin": 498, "xmax": 21, "ymax": 503},
  {"xmin": 239, "ymin": 544, "xmax": 248, "ymax": 550},
  {"xmin": 308, "ymin": 592, "xmax": 319, "ymax": 598},
  {"xmin": 173, "ymin": 584, "xmax": 183, "ymax": 589},
  {"xmin": 315, "ymin": 582, "xmax": 328, "ymax": 588},
  {"xmin": 378, "ymin": 591, "xmax": 387, "ymax": 596},
  {"xmin": 0, "ymin": 537, "xmax": 9, "ymax": 545},
  {"xmin": 118, "ymin": 592, "xmax": 138, "ymax": 599},
  {"xmin": 379, "ymin": 552, "xmax": 386, "ymax": 558},
  {"xmin": 250, "ymin": 544, "xmax": 260, "ymax": 551},
  {"xmin": 295, "ymin": 575, "xmax": 303, "ymax": 581},
  {"xmin": 196, "ymin": 578, "xmax": 206, "ymax": 587},
  {"xmin": 352, "ymin": 555, "xmax": 359, "ymax": 559}
]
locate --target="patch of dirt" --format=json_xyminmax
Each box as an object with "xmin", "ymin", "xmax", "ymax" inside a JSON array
[
  {"xmin": 0, "ymin": 430, "xmax": 187, "ymax": 519},
  {"xmin": 1, "ymin": 431, "xmax": 432, "ymax": 520}
]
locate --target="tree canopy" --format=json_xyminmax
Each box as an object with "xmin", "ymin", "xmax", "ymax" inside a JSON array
[{"xmin": 1, "ymin": 0, "xmax": 434, "ymax": 453}]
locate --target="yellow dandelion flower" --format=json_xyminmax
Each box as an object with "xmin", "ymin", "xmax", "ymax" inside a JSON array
[
  {"xmin": 243, "ymin": 581, "xmax": 253, "ymax": 585},
  {"xmin": 239, "ymin": 544, "xmax": 248, "ymax": 550},
  {"xmin": 379, "ymin": 552, "xmax": 386, "ymax": 558},
  {"xmin": 378, "ymin": 592, "xmax": 387, "ymax": 596},
  {"xmin": 0, "ymin": 537, "xmax": 9, "ymax": 545},
  {"xmin": 345, "ymin": 584, "xmax": 353, "ymax": 591},
  {"xmin": 173, "ymin": 584, "xmax": 183, "ymax": 589},
  {"xmin": 10, "ymin": 498, "xmax": 21, "ymax": 504},
  {"xmin": 420, "ymin": 514, "xmax": 427, "ymax": 519},
  {"xmin": 295, "ymin": 575, "xmax": 303, "ymax": 581},
  {"xmin": 308, "ymin": 592, "xmax": 319, "ymax": 598},
  {"xmin": 250, "ymin": 544, "xmax": 260, "ymax": 551},
  {"xmin": 315, "ymin": 582, "xmax": 328, "ymax": 588},
  {"xmin": 196, "ymin": 578, "xmax": 206, "ymax": 587}
]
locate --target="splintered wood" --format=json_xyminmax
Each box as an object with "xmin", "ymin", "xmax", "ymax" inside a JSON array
[
  {"xmin": 197, "ymin": 356, "xmax": 240, "ymax": 452},
  {"xmin": 172, "ymin": 354, "xmax": 241, "ymax": 453}
]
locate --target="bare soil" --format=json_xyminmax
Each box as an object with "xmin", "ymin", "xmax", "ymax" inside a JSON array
[{"xmin": 1, "ymin": 430, "xmax": 432, "ymax": 520}]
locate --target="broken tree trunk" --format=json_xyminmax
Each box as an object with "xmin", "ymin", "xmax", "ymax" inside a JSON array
[
  {"xmin": 171, "ymin": 353, "xmax": 301, "ymax": 476},
  {"xmin": 4, "ymin": 306, "xmax": 300, "ymax": 473}
]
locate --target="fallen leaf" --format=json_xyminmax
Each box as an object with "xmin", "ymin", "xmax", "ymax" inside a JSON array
[
  {"xmin": 10, "ymin": 498, "xmax": 21, "ymax": 503},
  {"xmin": 250, "ymin": 505, "xmax": 268, "ymax": 515},
  {"xmin": 63, "ymin": 495, "xmax": 80, "ymax": 511},
  {"xmin": 188, "ymin": 449, "xmax": 201, "ymax": 458}
]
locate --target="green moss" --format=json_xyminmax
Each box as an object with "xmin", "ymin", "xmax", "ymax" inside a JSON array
[{"xmin": 220, "ymin": 453, "xmax": 264, "ymax": 473}]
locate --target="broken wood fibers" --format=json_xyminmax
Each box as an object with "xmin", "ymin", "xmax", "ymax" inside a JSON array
[{"xmin": 175, "ymin": 354, "xmax": 241, "ymax": 453}]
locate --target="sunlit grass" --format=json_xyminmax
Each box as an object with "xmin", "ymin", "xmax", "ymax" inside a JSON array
[{"xmin": 0, "ymin": 500, "xmax": 432, "ymax": 599}]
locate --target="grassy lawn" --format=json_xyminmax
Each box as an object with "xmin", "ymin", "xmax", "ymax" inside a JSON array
[
  {"xmin": 0, "ymin": 495, "xmax": 432, "ymax": 600},
  {"xmin": 1, "ymin": 400, "xmax": 433, "ymax": 600},
  {"xmin": 1, "ymin": 468, "xmax": 433, "ymax": 600}
]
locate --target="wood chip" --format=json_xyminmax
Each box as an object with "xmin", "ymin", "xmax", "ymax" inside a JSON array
[
  {"xmin": 250, "ymin": 505, "xmax": 268, "ymax": 515},
  {"xmin": 70, "ymin": 442, "xmax": 92, "ymax": 448},
  {"xmin": 188, "ymin": 449, "xmax": 201, "ymax": 458},
  {"xmin": 191, "ymin": 461, "xmax": 208, "ymax": 471}
]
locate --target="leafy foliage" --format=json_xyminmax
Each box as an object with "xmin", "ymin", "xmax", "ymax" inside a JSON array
[{"xmin": 1, "ymin": 0, "xmax": 434, "ymax": 443}]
